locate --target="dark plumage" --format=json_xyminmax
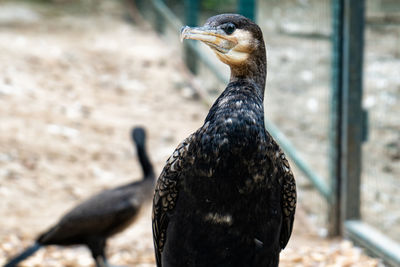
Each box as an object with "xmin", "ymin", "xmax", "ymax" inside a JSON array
[
  {"xmin": 152, "ymin": 14, "xmax": 296, "ymax": 267},
  {"xmin": 4, "ymin": 127, "xmax": 155, "ymax": 267}
]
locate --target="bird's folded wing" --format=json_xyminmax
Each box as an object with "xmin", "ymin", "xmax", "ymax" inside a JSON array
[
  {"xmin": 276, "ymin": 146, "xmax": 296, "ymax": 250},
  {"xmin": 152, "ymin": 134, "xmax": 194, "ymax": 266}
]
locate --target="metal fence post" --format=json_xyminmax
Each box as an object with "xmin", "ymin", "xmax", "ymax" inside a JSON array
[
  {"xmin": 154, "ymin": 0, "xmax": 165, "ymax": 33},
  {"xmin": 184, "ymin": 0, "xmax": 199, "ymax": 73},
  {"xmin": 134, "ymin": 0, "xmax": 144, "ymax": 13},
  {"xmin": 328, "ymin": 0, "xmax": 344, "ymax": 237},
  {"xmin": 238, "ymin": 0, "xmax": 256, "ymax": 21},
  {"xmin": 340, "ymin": 0, "xmax": 365, "ymax": 223}
]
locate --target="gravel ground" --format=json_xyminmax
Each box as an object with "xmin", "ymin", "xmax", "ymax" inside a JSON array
[{"xmin": 0, "ymin": 1, "xmax": 386, "ymax": 266}]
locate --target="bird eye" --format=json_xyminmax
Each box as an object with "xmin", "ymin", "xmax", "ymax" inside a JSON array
[{"xmin": 224, "ymin": 23, "xmax": 236, "ymax": 35}]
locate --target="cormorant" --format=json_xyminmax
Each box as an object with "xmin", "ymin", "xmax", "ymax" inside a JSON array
[
  {"xmin": 152, "ymin": 14, "xmax": 296, "ymax": 267},
  {"xmin": 4, "ymin": 127, "xmax": 155, "ymax": 267}
]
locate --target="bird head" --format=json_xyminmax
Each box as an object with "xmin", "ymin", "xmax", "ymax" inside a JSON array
[
  {"xmin": 181, "ymin": 14, "xmax": 264, "ymax": 68},
  {"xmin": 131, "ymin": 126, "xmax": 146, "ymax": 147}
]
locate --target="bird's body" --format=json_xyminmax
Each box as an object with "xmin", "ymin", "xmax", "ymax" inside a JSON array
[
  {"xmin": 4, "ymin": 127, "xmax": 155, "ymax": 267},
  {"xmin": 37, "ymin": 176, "xmax": 153, "ymax": 252},
  {"xmin": 153, "ymin": 14, "xmax": 296, "ymax": 267}
]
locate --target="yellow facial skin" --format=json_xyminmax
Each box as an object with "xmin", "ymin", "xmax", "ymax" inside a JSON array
[{"xmin": 181, "ymin": 26, "xmax": 257, "ymax": 66}]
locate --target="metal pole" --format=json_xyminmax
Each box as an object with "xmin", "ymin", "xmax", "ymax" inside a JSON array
[
  {"xmin": 340, "ymin": 0, "xmax": 365, "ymax": 222},
  {"xmin": 134, "ymin": 0, "xmax": 144, "ymax": 13},
  {"xmin": 266, "ymin": 121, "xmax": 332, "ymax": 202},
  {"xmin": 345, "ymin": 221, "xmax": 400, "ymax": 266},
  {"xmin": 238, "ymin": 0, "xmax": 256, "ymax": 21},
  {"xmin": 184, "ymin": 0, "xmax": 200, "ymax": 73},
  {"xmin": 154, "ymin": 0, "xmax": 165, "ymax": 33},
  {"xmin": 328, "ymin": 0, "xmax": 344, "ymax": 237},
  {"xmin": 150, "ymin": 0, "xmax": 182, "ymax": 31}
]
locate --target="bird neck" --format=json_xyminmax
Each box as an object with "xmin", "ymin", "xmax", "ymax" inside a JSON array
[
  {"xmin": 136, "ymin": 146, "xmax": 155, "ymax": 180},
  {"xmin": 228, "ymin": 44, "xmax": 267, "ymax": 98}
]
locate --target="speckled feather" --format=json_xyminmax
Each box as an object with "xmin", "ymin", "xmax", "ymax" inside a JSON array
[
  {"xmin": 152, "ymin": 135, "xmax": 194, "ymax": 266},
  {"xmin": 152, "ymin": 81, "xmax": 296, "ymax": 266},
  {"xmin": 152, "ymin": 14, "xmax": 296, "ymax": 267}
]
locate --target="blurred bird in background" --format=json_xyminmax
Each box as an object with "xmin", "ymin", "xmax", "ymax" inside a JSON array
[{"xmin": 4, "ymin": 126, "xmax": 155, "ymax": 267}]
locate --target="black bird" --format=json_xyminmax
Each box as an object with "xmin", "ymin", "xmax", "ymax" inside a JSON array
[
  {"xmin": 4, "ymin": 127, "xmax": 155, "ymax": 267},
  {"xmin": 152, "ymin": 14, "xmax": 296, "ymax": 267}
]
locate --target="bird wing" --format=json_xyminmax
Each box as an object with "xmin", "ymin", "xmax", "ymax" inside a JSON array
[
  {"xmin": 39, "ymin": 186, "xmax": 139, "ymax": 244},
  {"xmin": 275, "ymin": 146, "xmax": 296, "ymax": 250},
  {"xmin": 152, "ymin": 134, "xmax": 194, "ymax": 266}
]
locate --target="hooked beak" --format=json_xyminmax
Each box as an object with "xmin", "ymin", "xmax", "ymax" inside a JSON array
[{"xmin": 180, "ymin": 25, "xmax": 237, "ymax": 54}]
